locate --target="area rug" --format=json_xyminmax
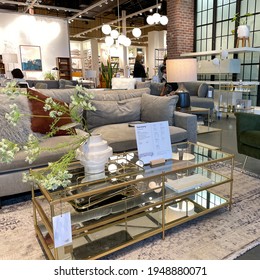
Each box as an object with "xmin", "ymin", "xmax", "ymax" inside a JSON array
[{"xmin": 0, "ymin": 165, "xmax": 259, "ymax": 260}]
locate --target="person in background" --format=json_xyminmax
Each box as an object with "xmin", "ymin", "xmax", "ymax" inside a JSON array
[
  {"xmin": 158, "ymin": 56, "xmax": 167, "ymax": 82},
  {"xmin": 11, "ymin": 68, "xmax": 26, "ymax": 82},
  {"xmin": 160, "ymin": 65, "xmax": 178, "ymax": 96},
  {"xmin": 133, "ymin": 54, "xmax": 146, "ymax": 79}
]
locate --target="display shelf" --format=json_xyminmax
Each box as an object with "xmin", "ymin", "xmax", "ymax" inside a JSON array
[
  {"xmin": 32, "ymin": 142, "xmax": 234, "ymax": 260},
  {"xmin": 155, "ymin": 48, "xmax": 167, "ymax": 70},
  {"xmin": 56, "ymin": 57, "xmax": 71, "ymax": 80}
]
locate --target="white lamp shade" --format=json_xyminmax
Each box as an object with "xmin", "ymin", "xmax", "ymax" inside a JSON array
[
  {"xmin": 153, "ymin": 12, "xmax": 161, "ymax": 24},
  {"xmin": 105, "ymin": 36, "xmax": 114, "ymax": 46},
  {"xmin": 160, "ymin": 15, "xmax": 168, "ymax": 25},
  {"xmin": 102, "ymin": 24, "xmax": 111, "ymax": 35},
  {"xmin": 132, "ymin": 27, "xmax": 141, "ymax": 38},
  {"xmin": 146, "ymin": 15, "xmax": 154, "ymax": 25},
  {"xmin": 118, "ymin": 34, "xmax": 126, "ymax": 45},
  {"xmin": 123, "ymin": 37, "xmax": 131, "ymax": 47},
  {"xmin": 110, "ymin": 29, "xmax": 119, "ymax": 39},
  {"xmin": 166, "ymin": 59, "xmax": 197, "ymax": 83}
]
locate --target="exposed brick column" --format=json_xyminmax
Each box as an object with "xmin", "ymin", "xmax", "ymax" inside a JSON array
[{"xmin": 167, "ymin": 0, "xmax": 195, "ymax": 59}]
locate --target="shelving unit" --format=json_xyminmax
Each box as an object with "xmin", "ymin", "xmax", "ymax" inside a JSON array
[
  {"xmin": 155, "ymin": 48, "xmax": 167, "ymax": 70},
  {"xmin": 32, "ymin": 142, "xmax": 233, "ymax": 260},
  {"xmin": 56, "ymin": 57, "xmax": 71, "ymax": 80},
  {"xmin": 0, "ymin": 55, "xmax": 5, "ymax": 75}
]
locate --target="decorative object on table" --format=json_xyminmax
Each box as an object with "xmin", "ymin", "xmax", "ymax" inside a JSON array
[
  {"xmin": 76, "ymin": 133, "xmax": 113, "ymax": 174},
  {"xmin": 0, "ymin": 81, "xmax": 96, "ymax": 190},
  {"xmin": 166, "ymin": 58, "xmax": 197, "ymax": 108},
  {"xmin": 231, "ymin": 12, "xmax": 253, "ymax": 47}
]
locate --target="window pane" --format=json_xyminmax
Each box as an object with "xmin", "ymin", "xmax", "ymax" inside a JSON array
[
  {"xmin": 245, "ymin": 52, "xmax": 252, "ymax": 63},
  {"xmin": 252, "ymin": 52, "xmax": 260, "ymax": 63},
  {"xmin": 257, "ymin": 0, "xmax": 260, "ymax": 12},
  {"xmin": 202, "ymin": 25, "xmax": 207, "ymax": 38},
  {"xmin": 248, "ymin": 0, "xmax": 256, "ymax": 14},
  {"xmin": 243, "ymin": 65, "xmax": 251, "ymax": 80},
  {"xmin": 229, "ymin": 3, "xmax": 236, "ymax": 18},
  {"xmin": 223, "ymin": 5, "xmax": 229, "ymax": 20},
  {"xmin": 197, "ymin": 12, "xmax": 202, "ymax": 25},
  {"xmin": 253, "ymin": 31, "xmax": 260, "ymax": 46},
  {"xmin": 216, "ymin": 22, "xmax": 222, "ymax": 37},
  {"xmin": 217, "ymin": 7, "xmax": 223, "ymax": 21},
  {"xmin": 201, "ymin": 40, "xmax": 207, "ymax": 51},
  {"xmin": 197, "ymin": 27, "xmax": 202, "ymax": 39},
  {"xmin": 217, "ymin": 0, "xmax": 223, "ymax": 6},
  {"xmin": 240, "ymin": 0, "xmax": 247, "ymax": 16},
  {"xmin": 196, "ymin": 41, "xmax": 201, "ymax": 52},
  {"xmin": 228, "ymin": 35, "xmax": 235, "ymax": 48},
  {"xmin": 208, "ymin": 9, "xmax": 213, "ymax": 23},
  {"xmin": 221, "ymin": 36, "xmax": 228, "ymax": 49},
  {"xmin": 215, "ymin": 37, "xmax": 221, "ymax": 50},
  {"xmin": 202, "ymin": 11, "xmax": 207, "ymax": 25},
  {"xmin": 222, "ymin": 21, "xmax": 229, "ymax": 35},
  {"xmin": 255, "ymin": 14, "xmax": 260, "ymax": 30},
  {"xmin": 207, "ymin": 24, "xmax": 213, "ymax": 37},
  {"xmin": 251, "ymin": 65, "xmax": 259, "ymax": 80},
  {"xmin": 208, "ymin": 0, "xmax": 214, "ymax": 9},
  {"xmin": 197, "ymin": 0, "xmax": 203, "ymax": 12},
  {"xmin": 207, "ymin": 39, "xmax": 212, "ymax": 50},
  {"xmin": 203, "ymin": 0, "xmax": 208, "ymax": 10}
]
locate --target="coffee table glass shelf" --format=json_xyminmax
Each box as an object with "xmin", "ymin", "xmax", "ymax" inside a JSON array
[{"xmin": 32, "ymin": 142, "xmax": 234, "ymax": 260}]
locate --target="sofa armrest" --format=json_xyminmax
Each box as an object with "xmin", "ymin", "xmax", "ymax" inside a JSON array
[{"xmin": 173, "ymin": 111, "xmax": 197, "ymax": 143}]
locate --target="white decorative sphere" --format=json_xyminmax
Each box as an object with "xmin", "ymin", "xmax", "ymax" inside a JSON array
[
  {"xmin": 153, "ymin": 12, "xmax": 161, "ymax": 24},
  {"xmin": 105, "ymin": 36, "xmax": 114, "ymax": 46},
  {"xmin": 123, "ymin": 37, "xmax": 131, "ymax": 47},
  {"xmin": 118, "ymin": 34, "xmax": 126, "ymax": 45},
  {"xmin": 132, "ymin": 27, "xmax": 141, "ymax": 38},
  {"xmin": 101, "ymin": 24, "xmax": 111, "ymax": 35},
  {"xmin": 212, "ymin": 57, "xmax": 220, "ymax": 66},
  {"xmin": 146, "ymin": 15, "xmax": 154, "ymax": 25},
  {"xmin": 110, "ymin": 29, "xmax": 119, "ymax": 39},
  {"xmin": 160, "ymin": 15, "xmax": 168, "ymax": 25}
]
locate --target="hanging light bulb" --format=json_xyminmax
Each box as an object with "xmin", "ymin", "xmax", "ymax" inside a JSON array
[
  {"xmin": 105, "ymin": 36, "xmax": 114, "ymax": 46},
  {"xmin": 153, "ymin": 12, "xmax": 161, "ymax": 24},
  {"xmin": 118, "ymin": 34, "xmax": 126, "ymax": 45},
  {"xmin": 160, "ymin": 15, "xmax": 168, "ymax": 25},
  {"xmin": 132, "ymin": 27, "xmax": 141, "ymax": 38},
  {"xmin": 146, "ymin": 15, "xmax": 155, "ymax": 25},
  {"xmin": 102, "ymin": 24, "xmax": 111, "ymax": 35},
  {"xmin": 123, "ymin": 37, "xmax": 131, "ymax": 47},
  {"xmin": 110, "ymin": 29, "xmax": 119, "ymax": 39}
]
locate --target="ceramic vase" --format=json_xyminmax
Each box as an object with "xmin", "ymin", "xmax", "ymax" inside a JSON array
[
  {"xmin": 237, "ymin": 25, "xmax": 250, "ymax": 38},
  {"xmin": 76, "ymin": 134, "xmax": 113, "ymax": 174}
]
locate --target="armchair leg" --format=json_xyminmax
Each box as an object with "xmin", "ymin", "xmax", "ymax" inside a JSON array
[{"xmin": 242, "ymin": 156, "xmax": 248, "ymax": 169}]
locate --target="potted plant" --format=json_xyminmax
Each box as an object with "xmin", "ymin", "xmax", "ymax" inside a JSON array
[
  {"xmin": 101, "ymin": 59, "xmax": 118, "ymax": 89},
  {"xmin": 43, "ymin": 71, "xmax": 56, "ymax": 80},
  {"xmin": 231, "ymin": 12, "xmax": 253, "ymax": 37}
]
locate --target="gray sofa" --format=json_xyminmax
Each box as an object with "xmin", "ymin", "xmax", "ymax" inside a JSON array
[
  {"xmin": 0, "ymin": 87, "xmax": 197, "ymax": 199},
  {"xmin": 136, "ymin": 81, "xmax": 215, "ymax": 115}
]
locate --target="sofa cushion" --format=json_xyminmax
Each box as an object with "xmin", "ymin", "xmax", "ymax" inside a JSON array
[
  {"xmin": 28, "ymin": 89, "xmax": 75, "ymax": 136},
  {"xmin": 198, "ymin": 83, "xmax": 208, "ymax": 97},
  {"xmin": 59, "ymin": 79, "xmax": 74, "ymax": 89},
  {"xmin": 240, "ymin": 131, "xmax": 260, "ymax": 149},
  {"xmin": 135, "ymin": 81, "xmax": 151, "ymax": 89},
  {"xmin": 91, "ymin": 88, "xmax": 150, "ymax": 101},
  {"xmin": 190, "ymin": 96, "xmax": 215, "ymax": 110},
  {"xmin": 91, "ymin": 123, "xmax": 188, "ymax": 152},
  {"xmin": 0, "ymin": 94, "xmax": 33, "ymax": 144},
  {"xmin": 36, "ymin": 88, "xmax": 76, "ymax": 104},
  {"xmin": 150, "ymin": 82, "xmax": 164, "ymax": 96},
  {"xmin": 86, "ymin": 97, "xmax": 141, "ymax": 130},
  {"xmin": 183, "ymin": 82, "xmax": 201, "ymax": 96},
  {"xmin": 141, "ymin": 94, "xmax": 178, "ymax": 126}
]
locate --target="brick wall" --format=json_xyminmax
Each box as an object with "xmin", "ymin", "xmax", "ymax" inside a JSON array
[{"xmin": 167, "ymin": 0, "xmax": 195, "ymax": 59}]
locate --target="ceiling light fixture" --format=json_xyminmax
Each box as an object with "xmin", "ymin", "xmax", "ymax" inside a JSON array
[
  {"xmin": 101, "ymin": 0, "xmax": 142, "ymax": 47},
  {"xmin": 146, "ymin": 0, "xmax": 168, "ymax": 26}
]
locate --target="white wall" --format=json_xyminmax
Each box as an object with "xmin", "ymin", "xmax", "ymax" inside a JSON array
[{"xmin": 0, "ymin": 12, "xmax": 70, "ymax": 79}]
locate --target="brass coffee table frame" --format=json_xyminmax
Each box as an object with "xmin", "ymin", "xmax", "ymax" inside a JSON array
[{"xmin": 32, "ymin": 142, "xmax": 234, "ymax": 260}]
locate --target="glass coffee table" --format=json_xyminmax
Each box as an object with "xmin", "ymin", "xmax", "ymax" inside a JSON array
[{"xmin": 32, "ymin": 142, "xmax": 234, "ymax": 260}]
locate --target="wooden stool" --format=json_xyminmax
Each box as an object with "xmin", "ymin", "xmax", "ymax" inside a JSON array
[{"xmin": 236, "ymin": 37, "xmax": 250, "ymax": 47}]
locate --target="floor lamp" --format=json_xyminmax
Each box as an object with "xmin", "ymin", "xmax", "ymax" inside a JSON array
[
  {"xmin": 2, "ymin": 53, "xmax": 18, "ymax": 79},
  {"xmin": 166, "ymin": 58, "xmax": 197, "ymax": 108}
]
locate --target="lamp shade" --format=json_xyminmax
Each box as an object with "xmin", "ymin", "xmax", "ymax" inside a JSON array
[
  {"xmin": 166, "ymin": 59, "xmax": 197, "ymax": 83},
  {"xmin": 2, "ymin": 53, "xmax": 18, "ymax": 64}
]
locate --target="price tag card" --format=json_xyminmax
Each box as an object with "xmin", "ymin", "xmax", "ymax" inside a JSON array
[
  {"xmin": 135, "ymin": 121, "xmax": 172, "ymax": 164},
  {"xmin": 52, "ymin": 212, "xmax": 72, "ymax": 248}
]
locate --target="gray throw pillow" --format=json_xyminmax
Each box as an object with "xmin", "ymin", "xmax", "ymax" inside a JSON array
[
  {"xmin": 150, "ymin": 82, "xmax": 165, "ymax": 96},
  {"xmin": 85, "ymin": 97, "xmax": 141, "ymax": 130},
  {"xmin": 59, "ymin": 79, "xmax": 73, "ymax": 89},
  {"xmin": 198, "ymin": 83, "xmax": 208, "ymax": 97},
  {"xmin": 141, "ymin": 94, "xmax": 178, "ymax": 126},
  {"xmin": 136, "ymin": 81, "xmax": 151, "ymax": 89}
]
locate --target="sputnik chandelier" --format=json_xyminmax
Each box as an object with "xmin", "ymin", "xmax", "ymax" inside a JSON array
[
  {"xmin": 101, "ymin": 0, "xmax": 141, "ymax": 47},
  {"xmin": 146, "ymin": 0, "xmax": 168, "ymax": 26}
]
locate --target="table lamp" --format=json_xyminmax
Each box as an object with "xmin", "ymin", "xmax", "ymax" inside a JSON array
[{"xmin": 166, "ymin": 58, "xmax": 197, "ymax": 108}]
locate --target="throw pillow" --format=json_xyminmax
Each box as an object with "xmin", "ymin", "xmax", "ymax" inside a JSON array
[
  {"xmin": 135, "ymin": 81, "xmax": 151, "ymax": 89},
  {"xmin": 112, "ymin": 77, "xmax": 136, "ymax": 90},
  {"xmin": 27, "ymin": 89, "xmax": 74, "ymax": 136},
  {"xmin": 85, "ymin": 97, "xmax": 141, "ymax": 130},
  {"xmin": 0, "ymin": 94, "xmax": 33, "ymax": 144},
  {"xmin": 198, "ymin": 83, "xmax": 208, "ymax": 97},
  {"xmin": 150, "ymin": 82, "xmax": 165, "ymax": 96},
  {"xmin": 141, "ymin": 94, "xmax": 178, "ymax": 126},
  {"xmin": 59, "ymin": 79, "xmax": 73, "ymax": 89}
]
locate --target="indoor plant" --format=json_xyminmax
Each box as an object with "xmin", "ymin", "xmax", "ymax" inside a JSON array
[
  {"xmin": 101, "ymin": 59, "xmax": 118, "ymax": 88},
  {"xmin": 231, "ymin": 12, "xmax": 253, "ymax": 37},
  {"xmin": 0, "ymin": 81, "xmax": 96, "ymax": 190}
]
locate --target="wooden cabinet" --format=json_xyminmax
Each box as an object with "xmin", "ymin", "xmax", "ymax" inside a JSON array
[{"xmin": 56, "ymin": 57, "xmax": 71, "ymax": 80}]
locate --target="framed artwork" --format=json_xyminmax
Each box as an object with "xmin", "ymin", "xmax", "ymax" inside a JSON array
[{"xmin": 20, "ymin": 45, "xmax": 42, "ymax": 71}]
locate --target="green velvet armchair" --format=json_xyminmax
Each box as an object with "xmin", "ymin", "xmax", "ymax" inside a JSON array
[{"xmin": 235, "ymin": 112, "xmax": 260, "ymax": 167}]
